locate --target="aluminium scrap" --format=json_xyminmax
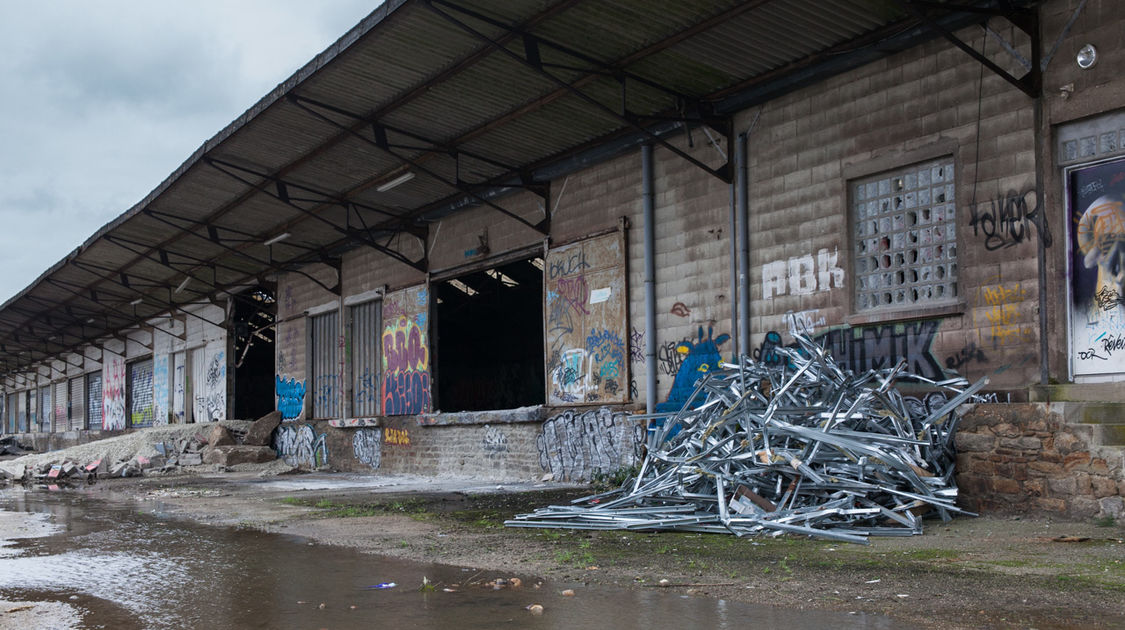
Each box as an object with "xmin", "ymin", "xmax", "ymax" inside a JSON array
[{"xmin": 507, "ymin": 330, "xmax": 987, "ymax": 543}]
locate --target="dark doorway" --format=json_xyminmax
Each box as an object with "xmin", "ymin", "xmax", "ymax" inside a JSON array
[
  {"xmin": 233, "ymin": 285, "xmax": 277, "ymax": 419},
  {"xmin": 435, "ymin": 258, "xmax": 544, "ymax": 411}
]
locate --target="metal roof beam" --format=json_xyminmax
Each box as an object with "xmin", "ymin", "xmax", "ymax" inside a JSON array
[
  {"xmin": 425, "ymin": 0, "xmax": 732, "ymax": 183},
  {"xmin": 897, "ymin": 1, "xmax": 1040, "ymax": 98},
  {"xmin": 287, "ymin": 95, "xmax": 550, "ymax": 237}
]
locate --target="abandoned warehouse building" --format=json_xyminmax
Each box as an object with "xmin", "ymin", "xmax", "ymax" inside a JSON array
[{"xmin": 1, "ymin": 0, "xmax": 1124, "ymax": 521}]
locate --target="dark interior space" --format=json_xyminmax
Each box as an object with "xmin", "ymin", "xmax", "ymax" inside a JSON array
[
  {"xmin": 233, "ymin": 285, "xmax": 277, "ymax": 419},
  {"xmin": 435, "ymin": 258, "xmax": 544, "ymax": 412}
]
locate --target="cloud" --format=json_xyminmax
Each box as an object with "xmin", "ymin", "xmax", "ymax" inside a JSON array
[{"xmin": 0, "ymin": 0, "xmax": 378, "ymax": 303}]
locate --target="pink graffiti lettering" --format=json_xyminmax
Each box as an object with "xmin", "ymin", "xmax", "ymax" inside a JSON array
[{"xmin": 557, "ymin": 275, "xmax": 590, "ymax": 315}]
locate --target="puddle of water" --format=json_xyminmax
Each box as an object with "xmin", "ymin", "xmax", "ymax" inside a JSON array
[{"xmin": 0, "ymin": 488, "xmax": 902, "ymax": 629}]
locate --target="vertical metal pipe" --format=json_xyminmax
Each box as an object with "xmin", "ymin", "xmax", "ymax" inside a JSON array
[
  {"xmin": 642, "ymin": 144, "xmax": 657, "ymax": 414},
  {"xmin": 737, "ymin": 133, "xmax": 750, "ymax": 357},
  {"xmin": 1034, "ymin": 95, "xmax": 1049, "ymax": 385},
  {"xmin": 729, "ymin": 175, "xmax": 739, "ymax": 360}
]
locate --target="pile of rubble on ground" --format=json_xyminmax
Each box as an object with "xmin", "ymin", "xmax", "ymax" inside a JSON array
[
  {"xmin": 0, "ymin": 435, "xmax": 34, "ymax": 457},
  {"xmin": 508, "ymin": 330, "xmax": 987, "ymax": 544},
  {"xmin": 0, "ymin": 411, "xmax": 284, "ymax": 485}
]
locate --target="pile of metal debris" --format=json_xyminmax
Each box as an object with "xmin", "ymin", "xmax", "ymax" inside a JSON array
[{"xmin": 508, "ymin": 330, "xmax": 987, "ymax": 543}]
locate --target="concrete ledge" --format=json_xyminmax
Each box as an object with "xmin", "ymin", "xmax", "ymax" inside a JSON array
[{"xmin": 417, "ymin": 405, "xmax": 547, "ymax": 426}]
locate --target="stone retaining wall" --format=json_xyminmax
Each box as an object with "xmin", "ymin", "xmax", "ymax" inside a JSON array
[{"xmin": 955, "ymin": 403, "xmax": 1125, "ymax": 521}]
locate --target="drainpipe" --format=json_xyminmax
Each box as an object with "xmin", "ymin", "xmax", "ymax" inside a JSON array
[
  {"xmin": 729, "ymin": 175, "xmax": 739, "ymax": 359},
  {"xmin": 1034, "ymin": 95, "xmax": 1048, "ymax": 385},
  {"xmin": 737, "ymin": 132, "xmax": 750, "ymax": 356},
  {"xmin": 642, "ymin": 144, "xmax": 657, "ymax": 414}
]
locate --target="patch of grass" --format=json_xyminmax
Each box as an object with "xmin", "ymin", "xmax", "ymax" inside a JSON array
[
  {"xmin": 1094, "ymin": 515, "xmax": 1117, "ymax": 528},
  {"xmin": 900, "ymin": 549, "xmax": 961, "ymax": 561},
  {"xmin": 278, "ymin": 496, "xmax": 305, "ymax": 506}
]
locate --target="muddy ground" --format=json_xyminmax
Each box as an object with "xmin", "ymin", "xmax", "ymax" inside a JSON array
[{"xmin": 17, "ymin": 469, "xmax": 1108, "ymax": 630}]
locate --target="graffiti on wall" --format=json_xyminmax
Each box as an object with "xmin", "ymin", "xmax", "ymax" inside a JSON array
[
  {"xmin": 354, "ymin": 366, "xmax": 379, "ymax": 409},
  {"xmin": 945, "ymin": 342, "xmax": 989, "ymax": 371},
  {"xmin": 102, "ymin": 353, "xmax": 126, "ymax": 430},
  {"xmin": 482, "ymin": 424, "xmax": 509, "ymax": 460},
  {"xmin": 629, "ymin": 327, "xmax": 645, "ymax": 363},
  {"xmin": 380, "ymin": 285, "xmax": 430, "ymax": 416},
  {"xmin": 1069, "ymin": 160, "xmax": 1125, "ymax": 375},
  {"xmin": 352, "ymin": 428, "xmax": 382, "ymax": 469},
  {"xmin": 195, "ymin": 348, "xmax": 226, "ymax": 422},
  {"xmin": 783, "ymin": 309, "xmax": 826, "ymax": 334},
  {"xmin": 814, "ymin": 320, "xmax": 943, "ymax": 379},
  {"xmin": 977, "ymin": 281, "xmax": 1034, "ymax": 347},
  {"xmin": 153, "ymin": 355, "xmax": 169, "ymax": 426},
  {"xmin": 173, "ymin": 358, "xmax": 186, "ymax": 423},
  {"xmin": 545, "ymin": 234, "xmax": 628, "ymax": 406},
  {"xmin": 762, "ymin": 248, "xmax": 845, "ymax": 299},
  {"xmin": 382, "ymin": 316, "xmax": 430, "ymax": 415},
  {"xmin": 670, "ymin": 302, "xmax": 691, "ymax": 318},
  {"xmin": 384, "ymin": 427, "xmax": 411, "ymax": 446},
  {"xmin": 752, "ymin": 330, "xmax": 786, "ymax": 367},
  {"xmin": 274, "ymin": 424, "xmax": 327, "ymax": 468},
  {"xmin": 655, "ymin": 327, "xmax": 730, "ymax": 413},
  {"xmin": 536, "ymin": 407, "xmax": 643, "ymax": 482},
  {"xmin": 656, "ymin": 339, "xmax": 687, "ymax": 376},
  {"xmin": 968, "ymin": 188, "xmax": 1049, "ymax": 251},
  {"xmin": 276, "ymin": 376, "xmax": 306, "ymax": 420}
]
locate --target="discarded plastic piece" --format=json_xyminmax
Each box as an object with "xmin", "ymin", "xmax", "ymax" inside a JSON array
[
  {"xmin": 368, "ymin": 582, "xmax": 397, "ymax": 589},
  {"xmin": 507, "ymin": 328, "xmax": 985, "ymax": 544}
]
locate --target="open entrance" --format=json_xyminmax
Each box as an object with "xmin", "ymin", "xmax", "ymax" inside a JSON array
[
  {"xmin": 232, "ymin": 285, "xmax": 277, "ymax": 419},
  {"xmin": 435, "ymin": 257, "xmax": 544, "ymax": 411}
]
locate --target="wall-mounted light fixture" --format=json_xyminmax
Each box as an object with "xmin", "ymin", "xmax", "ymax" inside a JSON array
[
  {"xmin": 263, "ymin": 232, "xmax": 291, "ymax": 246},
  {"xmin": 376, "ymin": 171, "xmax": 415, "ymax": 192},
  {"xmin": 1077, "ymin": 44, "xmax": 1098, "ymax": 69}
]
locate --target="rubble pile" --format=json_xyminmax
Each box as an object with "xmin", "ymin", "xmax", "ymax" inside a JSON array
[
  {"xmin": 0, "ymin": 415, "xmax": 280, "ymax": 485},
  {"xmin": 0, "ymin": 435, "xmax": 33, "ymax": 457},
  {"xmin": 508, "ymin": 331, "xmax": 988, "ymax": 543}
]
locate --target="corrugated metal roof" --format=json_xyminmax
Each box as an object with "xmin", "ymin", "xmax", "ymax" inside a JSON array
[{"xmin": 0, "ymin": 0, "xmax": 1017, "ymax": 375}]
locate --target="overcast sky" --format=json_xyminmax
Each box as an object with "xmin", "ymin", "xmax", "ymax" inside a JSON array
[{"xmin": 0, "ymin": 1, "xmax": 378, "ymax": 304}]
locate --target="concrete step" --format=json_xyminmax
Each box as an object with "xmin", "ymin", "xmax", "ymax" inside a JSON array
[{"xmin": 1029, "ymin": 383, "xmax": 1125, "ymax": 403}]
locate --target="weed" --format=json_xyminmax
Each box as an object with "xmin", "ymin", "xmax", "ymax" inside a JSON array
[
  {"xmin": 1094, "ymin": 515, "xmax": 1117, "ymax": 528},
  {"xmin": 590, "ymin": 465, "xmax": 639, "ymax": 492}
]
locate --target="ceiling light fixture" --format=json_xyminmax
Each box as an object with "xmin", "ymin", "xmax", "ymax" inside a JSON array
[
  {"xmin": 1077, "ymin": 44, "xmax": 1098, "ymax": 69},
  {"xmin": 130, "ymin": 298, "xmax": 143, "ymax": 306},
  {"xmin": 263, "ymin": 232, "xmax": 291, "ymax": 246},
  {"xmin": 175, "ymin": 276, "xmax": 192, "ymax": 293},
  {"xmin": 376, "ymin": 171, "xmax": 414, "ymax": 192}
]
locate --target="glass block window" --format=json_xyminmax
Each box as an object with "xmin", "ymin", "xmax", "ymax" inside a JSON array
[{"xmin": 853, "ymin": 157, "xmax": 958, "ymax": 312}]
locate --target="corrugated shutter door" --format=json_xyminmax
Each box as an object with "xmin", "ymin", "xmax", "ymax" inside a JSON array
[
  {"xmin": 68, "ymin": 377, "xmax": 85, "ymax": 431},
  {"xmin": 53, "ymin": 382, "xmax": 67, "ymax": 433},
  {"xmin": 311, "ymin": 312, "xmax": 340, "ymax": 419},
  {"xmin": 351, "ymin": 300, "xmax": 380, "ymax": 417},
  {"xmin": 129, "ymin": 359, "xmax": 155, "ymax": 428},
  {"xmin": 87, "ymin": 372, "xmax": 103, "ymax": 430},
  {"xmin": 39, "ymin": 387, "xmax": 50, "ymax": 433}
]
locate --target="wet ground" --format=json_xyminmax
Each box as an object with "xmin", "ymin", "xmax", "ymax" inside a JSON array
[{"xmin": 0, "ymin": 486, "xmax": 902, "ymax": 629}]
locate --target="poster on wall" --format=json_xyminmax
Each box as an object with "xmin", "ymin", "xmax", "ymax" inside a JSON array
[
  {"xmin": 102, "ymin": 352, "xmax": 126, "ymax": 430},
  {"xmin": 381, "ymin": 285, "xmax": 431, "ymax": 415},
  {"xmin": 1069, "ymin": 157, "xmax": 1125, "ymax": 376},
  {"xmin": 544, "ymin": 231, "xmax": 628, "ymax": 406}
]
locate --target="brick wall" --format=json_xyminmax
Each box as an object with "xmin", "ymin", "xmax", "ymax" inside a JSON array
[
  {"xmin": 955, "ymin": 403, "xmax": 1125, "ymax": 520},
  {"xmin": 275, "ymin": 406, "xmax": 645, "ymax": 483}
]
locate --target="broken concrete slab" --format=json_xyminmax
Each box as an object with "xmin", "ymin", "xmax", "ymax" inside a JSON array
[
  {"xmin": 179, "ymin": 453, "xmax": 204, "ymax": 466},
  {"xmin": 207, "ymin": 425, "xmax": 236, "ymax": 448},
  {"xmin": 202, "ymin": 445, "xmax": 277, "ymax": 467},
  {"xmin": 243, "ymin": 411, "xmax": 282, "ymax": 446}
]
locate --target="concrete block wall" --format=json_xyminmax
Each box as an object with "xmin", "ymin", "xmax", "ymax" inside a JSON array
[{"xmin": 737, "ymin": 23, "xmax": 1039, "ymax": 390}]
